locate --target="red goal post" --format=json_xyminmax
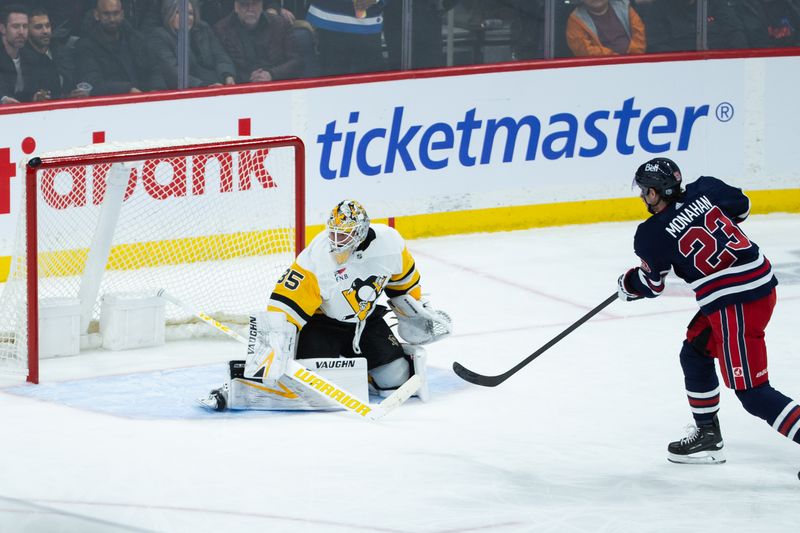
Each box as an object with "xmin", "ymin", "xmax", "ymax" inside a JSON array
[{"xmin": 0, "ymin": 136, "xmax": 305, "ymax": 384}]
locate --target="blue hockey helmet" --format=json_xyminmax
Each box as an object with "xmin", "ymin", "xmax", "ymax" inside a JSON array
[{"xmin": 634, "ymin": 158, "xmax": 683, "ymax": 200}]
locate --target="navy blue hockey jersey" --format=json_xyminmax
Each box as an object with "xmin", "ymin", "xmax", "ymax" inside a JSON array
[
  {"xmin": 307, "ymin": 1, "xmax": 386, "ymax": 34},
  {"xmin": 628, "ymin": 176, "xmax": 777, "ymax": 314}
]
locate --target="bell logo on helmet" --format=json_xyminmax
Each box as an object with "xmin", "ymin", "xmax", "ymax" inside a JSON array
[{"xmin": 645, "ymin": 163, "xmax": 660, "ymax": 172}]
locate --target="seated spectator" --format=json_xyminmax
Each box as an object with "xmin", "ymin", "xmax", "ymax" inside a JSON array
[
  {"xmin": 213, "ymin": 0, "xmax": 302, "ymax": 83},
  {"xmin": 306, "ymin": 0, "xmax": 386, "ymax": 75},
  {"xmin": 0, "ymin": 4, "xmax": 28, "ymax": 104},
  {"xmin": 21, "ymin": 7, "xmax": 89, "ymax": 101},
  {"xmin": 640, "ymin": 0, "xmax": 749, "ymax": 52},
  {"xmin": 734, "ymin": 0, "xmax": 800, "ymax": 48},
  {"xmin": 201, "ymin": 0, "xmax": 287, "ymax": 26},
  {"xmin": 75, "ymin": 0, "xmax": 166, "ymax": 95},
  {"xmin": 79, "ymin": 0, "xmax": 160, "ymax": 35},
  {"xmin": 566, "ymin": 0, "xmax": 646, "ymax": 56},
  {"xmin": 35, "ymin": 1, "xmax": 90, "ymax": 44},
  {"xmin": 151, "ymin": 0, "xmax": 236, "ymax": 88}
]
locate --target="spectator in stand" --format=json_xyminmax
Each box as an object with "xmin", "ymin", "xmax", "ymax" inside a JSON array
[
  {"xmin": 637, "ymin": 0, "xmax": 749, "ymax": 52},
  {"xmin": 20, "ymin": 6, "xmax": 81, "ymax": 101},
  {"xmin": 200, "ymin": 0, "xmax": 291, "ymax": 25},
  {"xmin": 306, "ymin": 0, "xmax": 386, "ymax": 75},
  {"xmin": 734, "ymin": 0, "xmax": 800, "ymax": 48},
  {"xmin": 0, "ymin": 4, "xmax": 28, "ymax": 104},
  {"xmin": 79, "ymin": 0, "xmax": 160, "ymax": 35},
  {"xmin": 75, "ymin": 0, "xmax": 166, "ymax": 95},
  {"xmin": 151, "ymin": 0, "xmax": 237, "ymax": 88},
  {"xmin": 213, "ymin": 0, "xmax": 302, "ymax": 83},
  {"xmin": 566, "ymin": 0, "xmax": 646, "ymax": 56},
  {"xmin": 35, "ymin": 1, "xmax": 89, "ymax": 44}
]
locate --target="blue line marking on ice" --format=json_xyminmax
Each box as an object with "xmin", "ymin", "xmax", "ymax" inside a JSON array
[{"xmin": 6, "ymin": 364, "xmax": 467, "ymax": 419}]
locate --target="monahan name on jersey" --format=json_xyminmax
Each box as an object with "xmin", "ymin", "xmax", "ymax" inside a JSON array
[
  {"xmin": 629, "ymin": 175, "xmax": 777, "ymax": 313},
  {"xmin": 268, "ymin": 224, "xmax": 421, "ymax": 330}
]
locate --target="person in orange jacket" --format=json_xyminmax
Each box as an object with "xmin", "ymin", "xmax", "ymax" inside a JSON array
[{"xmin": 566, "ymin": 0, "xmax": 646, "ymax": 56}]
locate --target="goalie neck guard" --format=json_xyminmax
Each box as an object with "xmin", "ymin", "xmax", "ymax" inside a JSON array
[{"xmin": 327, "ymin": 200, "xmax": 370, "ymax": 264}]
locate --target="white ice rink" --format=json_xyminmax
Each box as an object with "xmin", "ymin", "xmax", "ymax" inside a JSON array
[{"xmin": 1, "ymin": 214, "xmax": 799, "ymax": 533}]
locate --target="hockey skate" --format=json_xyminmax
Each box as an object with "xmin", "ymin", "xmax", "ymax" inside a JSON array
[
  {"xmin": 197, "ymin": 383, "xmax": 228, "ymax": 411},
  {"xmin": 667, "ymin": 415, "xmax": 725, "ymax": 464}
]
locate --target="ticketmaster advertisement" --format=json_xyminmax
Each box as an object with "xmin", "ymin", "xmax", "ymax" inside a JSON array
[{"xmin": 1, "ymin": 54, "xmax": 799, "ymax": 266}]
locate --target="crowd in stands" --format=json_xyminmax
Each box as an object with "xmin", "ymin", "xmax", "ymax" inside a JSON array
[{"xmin": 1, "ymin": 0, "xmax": 799, "ymax": 104}]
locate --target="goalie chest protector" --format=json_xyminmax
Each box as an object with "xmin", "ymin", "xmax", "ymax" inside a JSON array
[{"xmin": 270, "ymin": 224, "xmax": 413, "ymax": 328}]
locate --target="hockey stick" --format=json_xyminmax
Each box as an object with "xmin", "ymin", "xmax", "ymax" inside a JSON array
[
  {"xmin": 452, "ymin": 292, "xmax": 618, "ymax": 387},
  {"xmin": 157, "ymin": 289, "xmax": 421, "ymax": 421}
]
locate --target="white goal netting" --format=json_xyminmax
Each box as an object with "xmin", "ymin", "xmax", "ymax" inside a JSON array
[{"xmin": 0, "ymin": 137, "xmax": 304, "ymax": 381}]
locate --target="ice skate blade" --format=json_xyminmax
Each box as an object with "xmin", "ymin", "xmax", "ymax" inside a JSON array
[{"xmin": 667, "ymin": 449, "xmax": 726, "ymax": 464}]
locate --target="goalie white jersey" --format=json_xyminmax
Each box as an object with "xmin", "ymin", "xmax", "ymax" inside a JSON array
[{"xmin": 268, "ymin": 223, "xmax": 422, "ymax": 330}]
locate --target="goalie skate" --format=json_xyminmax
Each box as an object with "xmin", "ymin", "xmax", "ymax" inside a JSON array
[{"xmin": 197, "ymin": 383, "xmax": 228, "ymax": 411}]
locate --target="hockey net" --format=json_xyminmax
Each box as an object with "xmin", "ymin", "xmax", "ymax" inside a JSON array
[{"xmin": 0, "ymin": 136, "xmax": 305, "ymax": 383}]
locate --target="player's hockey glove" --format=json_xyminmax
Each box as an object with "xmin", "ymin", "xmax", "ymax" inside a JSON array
[{"xmin": 617, "ymin": 268, "xmax": 644, "ymax": 302}]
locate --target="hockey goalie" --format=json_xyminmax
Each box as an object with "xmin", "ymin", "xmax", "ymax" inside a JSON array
[{"xmin": 200, "ymin": 199, "xmax": 452, "ymax": 412}]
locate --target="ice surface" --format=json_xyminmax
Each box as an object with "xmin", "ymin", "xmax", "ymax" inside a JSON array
[{"xmin": 1, "ymin": 215, "xmax": 799, "ymax": 533}]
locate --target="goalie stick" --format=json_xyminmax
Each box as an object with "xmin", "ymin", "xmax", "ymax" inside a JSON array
[
  {"xmin": 157, "ymin": 289, "xmax": 420, "ymax": 421},
  {"xmin": 452, "ymin": 292, "xmax": 618, "ymax": 387}
]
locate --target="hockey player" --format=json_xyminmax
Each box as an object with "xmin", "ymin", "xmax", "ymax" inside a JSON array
[
  {"xmin": 202, "ymin": 199, "xmax": 451, "ymax": 411},
  {"xmin": 617, "ymin": 157, "xmax": 800, "ymax": 465}
]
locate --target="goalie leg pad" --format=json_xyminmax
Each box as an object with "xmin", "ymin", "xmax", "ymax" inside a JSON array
[
  {"xmin": 369, "ymin": 357, "xmax": 411, "ymax": 390},
  {"xmin": 369, "ymin": 346, "xmax": 430, "ymax": 402},
  {"xmin": 228, "ymin": 357, "xmax": 369, "ymax": 411},
  {"xmin": 403, "ymin": 344, "xmax": 430, "ymax": 402}
]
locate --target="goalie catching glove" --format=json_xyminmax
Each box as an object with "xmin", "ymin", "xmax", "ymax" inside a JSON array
[
  {"xmin": 244, "ymin": 311, "xmax": 298, "ymax": 384},
  {"xmin": 388, "ymin": 294, "xmax": 452, "ymax": 345}
]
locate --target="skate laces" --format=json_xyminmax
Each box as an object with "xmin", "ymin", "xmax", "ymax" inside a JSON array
[{"xmin": 680, "ymin": 424, "xmax": 700, "ymax": 445}]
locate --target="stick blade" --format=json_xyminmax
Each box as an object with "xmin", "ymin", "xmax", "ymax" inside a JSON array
[
  {"xmin": 452, "ymin": 361, "xmax": 504, "ymax": 387},
  {"xmin": 367, "ymin": 375, "xmax": 422, "ymax": 421}
]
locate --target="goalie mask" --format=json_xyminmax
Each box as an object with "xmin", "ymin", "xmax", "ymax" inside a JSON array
[{"xmin": 327, "ymin": 200, "xmax": 370, "ymax": 264}]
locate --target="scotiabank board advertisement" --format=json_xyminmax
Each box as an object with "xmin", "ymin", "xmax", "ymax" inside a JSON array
[{"xmin": 1, "ymin": 52, "xmax": 799, "ymax": 271}]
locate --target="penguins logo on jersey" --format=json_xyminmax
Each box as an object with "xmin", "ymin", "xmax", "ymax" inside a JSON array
[{"xmin": 342, "ymin": 275, "xmax": 388, "ymax": 321}]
